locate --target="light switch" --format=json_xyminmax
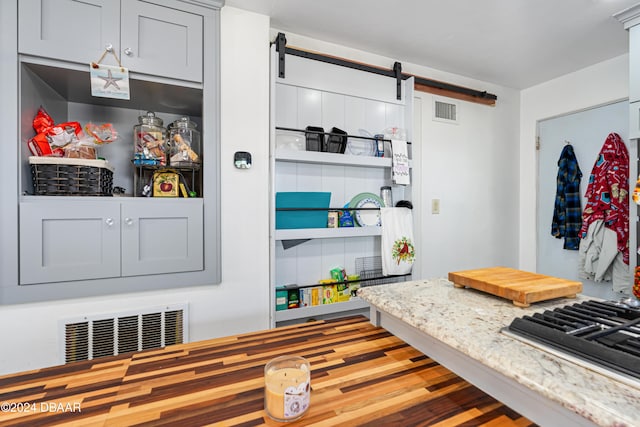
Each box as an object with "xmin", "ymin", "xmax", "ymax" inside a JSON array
[{"xmin": 431, "ymin": 198, "xmax": 440, "ymax": 214}]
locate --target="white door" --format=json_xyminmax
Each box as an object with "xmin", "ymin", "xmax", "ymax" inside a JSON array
[
  {"xmin": 121, "ymin": 199, "xmax": 203, "ymax": 276},
  {"xmin": 537, "ymin": 100, "xmax": 631, "ymax": 300},
  {"xmin": 19, "ymin": 200, "xmax": 121, "ymax": 284}
]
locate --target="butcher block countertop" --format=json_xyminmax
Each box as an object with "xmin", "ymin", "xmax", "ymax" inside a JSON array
[
  {"xmin": 0, "ymin": 316, "xmax": 534, "ymax": 426},
  {"xmin": 358, "ymin": 278, "xmax": 640, "ymax": 427}
]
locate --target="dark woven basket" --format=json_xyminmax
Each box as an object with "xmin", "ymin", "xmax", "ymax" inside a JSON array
[{"xmin": 31, "ymin": 162, "xmax": 113, "ymax": 196}]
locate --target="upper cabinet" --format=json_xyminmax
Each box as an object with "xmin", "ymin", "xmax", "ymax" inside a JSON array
[
  {"xmin": 615, "ymin": 5, "xmax": 640, "ymax": 139},
  {"xmin": 630, "ymin": 25, "xmax": 640, "ymax": 104},
  {"xmin": 18, "ymin": 0, "xmax": 203, "ymax": 82}
]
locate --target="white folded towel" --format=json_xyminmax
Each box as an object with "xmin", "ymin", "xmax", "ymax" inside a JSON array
[
  {"xmin": 381, "ymin": 207, "xmax": 415, "ymax": 276},
  {"xmin": 391, "ymin": 139, "xmax": 410, "ymax": 185}
]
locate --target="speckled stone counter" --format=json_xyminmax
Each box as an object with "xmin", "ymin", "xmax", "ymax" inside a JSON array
[{"xmin": 358, "ymin": 278, "xmax": 640, "ymax": 427}]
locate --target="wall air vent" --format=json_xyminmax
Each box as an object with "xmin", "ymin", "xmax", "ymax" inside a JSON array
[
  {"xmin": 61, "ymin": 304, "xmax": 188, "ymax": 363},
  {"xmin": 433, "ymin": 98, "xmax": 459, "ymax": 124}
]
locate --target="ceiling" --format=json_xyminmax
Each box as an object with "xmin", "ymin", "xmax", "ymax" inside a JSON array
[{"xmin": 224, "ymin": 0, "xmax": 639, "ymax": 89}]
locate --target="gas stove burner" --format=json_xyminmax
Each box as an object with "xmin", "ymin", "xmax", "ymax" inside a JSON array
[{"xmin": 505, "ymin": 300, "xmax": 640, "ymax": 383}]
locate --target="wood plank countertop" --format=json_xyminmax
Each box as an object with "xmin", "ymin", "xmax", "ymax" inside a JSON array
[{"xmin": 0, "ymin": 316, "xmax": 535, "ymax": 426}]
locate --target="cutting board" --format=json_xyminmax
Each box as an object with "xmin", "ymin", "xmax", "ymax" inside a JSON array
[{"xmin": 448, "ymin": 266, "xmax": 582, "ymax": 307}]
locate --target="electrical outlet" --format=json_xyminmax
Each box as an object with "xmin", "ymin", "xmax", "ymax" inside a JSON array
[{"xmin": 431, "ymin": 198, "xmax": 440, "ymax": 214}]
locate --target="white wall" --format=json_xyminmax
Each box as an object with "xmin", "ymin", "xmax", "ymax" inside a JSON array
[
  {"xmin": 415, "ymin": 90, "xmax": 520, "ymax": 277},
  {"xmin": 519, "ymin": 54, "xmax": 630, "ymax": 271},
  {"xmin": 0, "ymin": 7, "xmax": 271, "ymax": 376}
]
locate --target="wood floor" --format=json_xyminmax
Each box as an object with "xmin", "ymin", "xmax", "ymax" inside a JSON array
[{"xmin": 0, "ymin": 316, "xmax": 536, "ymax": 426}]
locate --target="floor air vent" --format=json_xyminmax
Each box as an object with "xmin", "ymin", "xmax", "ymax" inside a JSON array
[
  {"xmin": 433, "ymin": 98, "xmax": 459, "ymax": 124},
  {"xmin": 62, "ymin": 304, "xmax": 188, "ymax": 363}
]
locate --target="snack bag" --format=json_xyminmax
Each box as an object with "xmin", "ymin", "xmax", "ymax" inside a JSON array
[
  {"xmin": 32, "ymin": 106, "xmax": 54, "ymax": 134},
  {"xmin": 330, "ymin": 267, "xmax": 345, "ymax": 282},
  {"xmin": 84, "ymin": 122, "xmax": 118, "ymax": 145},
  {"xmin": 27, "ymin": 107, "xmax": 84, "ymax": 157}
]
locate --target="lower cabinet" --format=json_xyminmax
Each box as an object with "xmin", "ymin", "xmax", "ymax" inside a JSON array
[
  {"xmin": 19, "ymin": 198, "xmax": 203, "ymax": 285},
  {"xmin": 121, "ymin": 201, "xmax": 203, "ymax": 277}
]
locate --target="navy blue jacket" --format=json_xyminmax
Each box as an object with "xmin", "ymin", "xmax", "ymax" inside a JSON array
[{"xmin": 552, "ymin": 144, "xmax": 582, "ymax": 250}]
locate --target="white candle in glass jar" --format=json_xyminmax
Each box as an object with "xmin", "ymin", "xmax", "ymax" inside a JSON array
[{"xmin": 264, "ymin": 356, "xmax": 310, "ymax": 422}]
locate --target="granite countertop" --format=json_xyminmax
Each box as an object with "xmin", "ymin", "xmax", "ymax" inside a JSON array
[{"xmin": 357, "ymin": 278, "xmax": 640, "ymax": 427}]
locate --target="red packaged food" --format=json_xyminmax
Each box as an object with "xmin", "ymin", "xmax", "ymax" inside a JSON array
[
  {"xmin": 27, "ymin": 107, "xmax": 83, "ymax": 156},
  {"xmin": 27, "ymin": 133, "xmax": 53, "ymax": 156},
  {"xmin": 32, "ymin": 106, "xmax": 54, "ymax": 134}
]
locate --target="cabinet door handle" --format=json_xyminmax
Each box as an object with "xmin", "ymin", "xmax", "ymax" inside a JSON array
[
  {"xmin": 124, "ymin": 47, "xmax": 133, "ymax": 56},
  {"xmin": 125, "ymin": 218, "xmax": 134, "ymax": 226},
  {"xmin": 105, "ymin": 43, "xmax": 113, "ymax": 53},
  {"xmin": 105, "ymin": 218, "xmax": 115, "ymax": 227}
]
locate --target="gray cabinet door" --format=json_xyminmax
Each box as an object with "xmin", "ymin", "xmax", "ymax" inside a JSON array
[
  {"xmin": 19, "ymin": 0, "xmax": 202, "ymax": 82},
  {"xmin": 121, "ymin": 200, "xmax": 203, "ymax": 276},
  {"xmin": 18, "ymin": 0, "xmax": 120, "ymax": 65},
  {"xmin": 121, "ymin": 1, "xmax": 203, "ymax": 82},
  {"xmin": 19, "ymin": 201, "xmax": 121, "ymax": 285},
  {"xmin": 630, "ymin": 25, "xmax": 640, "ymax": 103}
]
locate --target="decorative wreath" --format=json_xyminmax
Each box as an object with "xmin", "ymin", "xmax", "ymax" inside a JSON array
[{"xmin": 391, "ymin": 237, "xmax": 415, "ymax": 265}]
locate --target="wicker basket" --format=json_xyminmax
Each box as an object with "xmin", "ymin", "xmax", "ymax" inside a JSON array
[{"xmin": 29, "ymin": 156, "xmax": 114, "ymax": 196}]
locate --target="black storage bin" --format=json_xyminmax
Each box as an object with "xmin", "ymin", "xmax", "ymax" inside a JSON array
[
  {"xmin": 29, "ymin": 157, "xmax": 114, "ymax": 196},
  {"xmin": 325, "ymin": 127, "xmax": 347, "ymax": 153},
  {"xmin": 305, "ymin": 126, "xmax": 324, "ymax": 152}
]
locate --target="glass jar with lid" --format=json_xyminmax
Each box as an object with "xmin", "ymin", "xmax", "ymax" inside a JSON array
[
  {"xmin": 133, "ymin": 111, "xmax": 166, "ymax": 165},
  {"xmin": 168, "ymin": 116, "xmax": 201, "ymax": 166}
]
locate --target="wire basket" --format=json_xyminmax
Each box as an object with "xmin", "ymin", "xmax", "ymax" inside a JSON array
[
  {"xmin": 29, "ymin": 157, "xmax": 114, "ymax": 196},
  {"xmin": 355, "ymin": 256, "xmax": 410, "ymax": 287}
]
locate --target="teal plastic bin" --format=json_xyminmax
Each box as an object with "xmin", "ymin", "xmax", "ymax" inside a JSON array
[{"xmin": 276, "ymin": 192, "xmax": 331, "ymax": 229}]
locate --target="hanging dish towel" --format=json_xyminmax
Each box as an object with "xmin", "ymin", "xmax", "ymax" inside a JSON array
[
  {"xmin": 381, "ymin": 207, "xmax": 415, "ymax": 276},
  {"xmin": 391, "ymin": 139, "xmax": 410, "ymax": 185}
]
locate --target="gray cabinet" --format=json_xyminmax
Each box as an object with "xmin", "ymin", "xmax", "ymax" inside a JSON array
[
  {"xmin": 19, "ymin": 200, "xmax": 121, "ymax": 284},
  {"xmin": 615, "ymin": 6, "xmax": 640, "ymax": 279},
  {"xmin": 19, "ymin": 0, "xmax": 203, "ymax": 82},
  {"xmin": 630, "ymin": 24, "xmax": 640, "ymax": 104},
  {"xmin": 121, "ymin": 200, "xmax": 203, "ymax": 276},
  {"xmin": 0, "ymin": 0, "xmax": 221, "ymax": 304},
  {"xmin": 19, "ymin": 199, "xmax": 203, "ymax": 285},
  {"xmin": 630, "ymin": 100, "xmax": 640, "ymax": 140},
  {"xmin": 120, "ymin": 1, "xmax": 202, "ymax": 82},
  {"xmin": 18, "ymin": 0, "xmax": 118, "ymax": 66},
  {"xmin": 629, "ymin": 23, "xmax": 640, "ymax": 139}
]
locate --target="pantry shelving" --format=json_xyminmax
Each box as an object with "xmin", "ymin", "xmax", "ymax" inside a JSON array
[
  {"xmin": 269, "ymin": 42, "xmax": 415, "ymax": 327},
  {"xmin": 274, "ymin": 298, "xmax": 369, "ymax": 323},
  {"xmin": 276, "ymin": 226, "xmax": 381, "ymax": 240},
  {"xmin": 276, "ymin": 148, "xmax": 392, "ymax": 167}
]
